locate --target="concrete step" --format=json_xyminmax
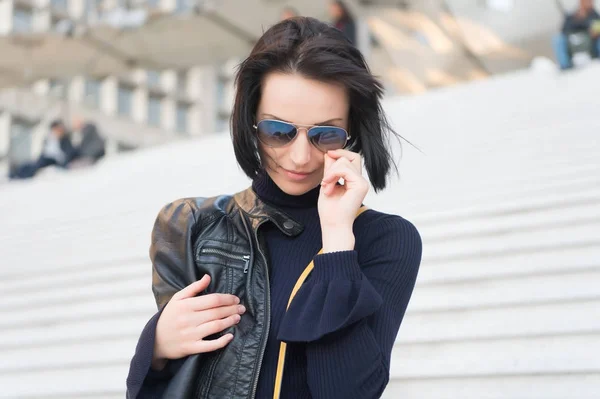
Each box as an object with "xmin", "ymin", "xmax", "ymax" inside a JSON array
[
  {"xmin": 423, "ymin": 224, "xmax": 600, "ymax": 263},
  {"xmin": 0, "ymin": 296, "xmax": 155, "ymax": 328},
  {"xmin": 390, "ymin": 334, "xmax": 600, "ymax": 379},
  {"xmin": 0, "ymin": 275, "xmax": 150, "ymax": 310},
  {"xmin": 0, "ymin": 258, "xmax": 147, "ymax": 292},
  {"xmin": 400, "ymin": 299, "xmax": 600, "ymax": 343},
  {"xmin": 7, "ymin": 298, "xmax": 596, "ymax": 351},
  {"xmin": 399, "ymin": 168, "xmax": 600, "ymax": 215},
  {"xmin": 410, "ymin": 269, "xmax": 600, "ymax": 312},
  {"xmin": 0, "ymin": 365, "xmax": 127, "ymax": 398},
  {"xmin": 0, "ymin": 238, "xmax": 151, "ymax": 272},
  {"xmin": 413, "ymin": 186, "xmax": 600, "ymax": 227},
  {"xmin": 0, "ymin": 314, "xmax": 150, "ymax": 350},
  {"xmin": 0, "ymin": 211, "xmax": 149, "ymax": 241},
  {"xmin": 383, "ymin": 373, "xmax": 600, "ymax": 399},
  {"xmin": 2, "ymin": 337, "xmax": 135, "ymax": 373},
  {"xmin": 418, "ymin": 244, "xmax": 600, "ymax": 284},
  {"xmin": 420, "ymin": 202, "xmax": 600, "ymax": 243}
]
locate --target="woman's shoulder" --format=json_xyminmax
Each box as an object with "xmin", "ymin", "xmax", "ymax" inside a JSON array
[
  {"xmin": 353, "ymin": 207, "xmax": 422, "ymax": 263},
  {"xmin": 158, "ymin": 194, "xmax": 237, "ymax": 215},
  {"xmin": 355, "ymin": 207, "xmax": 420, "ymax": 238},
  {"xmin": 153, "ymin": 194, "xmax": 238, "ymax": 229}
]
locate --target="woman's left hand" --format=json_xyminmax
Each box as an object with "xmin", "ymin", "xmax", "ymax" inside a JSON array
[{"xmin": 318, "ymin": 149, "xmax": 369, "ymax": 252}]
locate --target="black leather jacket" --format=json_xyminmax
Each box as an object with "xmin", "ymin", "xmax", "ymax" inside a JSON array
[{"xmin": 148, "ymin": 188, "xmax": 304, "ymax": 399}]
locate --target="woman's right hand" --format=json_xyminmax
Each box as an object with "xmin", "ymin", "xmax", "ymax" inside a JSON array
[{"xmin": 152, "ymin": 275, "xmax": 245, "ymax": 370}]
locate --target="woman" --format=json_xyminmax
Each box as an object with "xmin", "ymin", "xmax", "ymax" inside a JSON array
[
  {"xmin": 329, "ymin": 0, "xmax": 356, "ymax": 44},
  {"xmin": 126, "ymin": 16, "xmax": 422, "ymax": 399}
]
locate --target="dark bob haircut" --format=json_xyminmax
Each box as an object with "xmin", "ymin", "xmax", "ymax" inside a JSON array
[{"xmin": 231, "ymin": 16, "xmax": 399, "ymax": 192}]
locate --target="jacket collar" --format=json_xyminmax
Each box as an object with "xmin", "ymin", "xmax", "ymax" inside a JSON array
[{"xmin": 233, "ymin": 188, "xmax": 304, "ymax": 237}]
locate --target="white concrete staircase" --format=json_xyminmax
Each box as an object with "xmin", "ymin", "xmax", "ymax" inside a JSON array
[{"xmin": 0, "ymin": 64, "xmax": 599, "ymax": 398}]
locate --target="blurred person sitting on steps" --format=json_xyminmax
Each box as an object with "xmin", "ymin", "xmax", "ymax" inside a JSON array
[
  {"xmin": 553, "ymin": 0, "xmax": 600, "ymax": 70},
  {"xmin": 69, "ymin": 116, "xmax": 106, "ymax": 168},
  {"xmin": 9, "ymin": 119, "xmax": 76, "ymax": 180}
]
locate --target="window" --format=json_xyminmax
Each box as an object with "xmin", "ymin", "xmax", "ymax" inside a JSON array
[
  {"xmin": 117, "ymin": 84, "xmax": 134, "ymax": 117},
  {"xmin": 176, "ymin": 0, "xmax": 192, "ymax": 13},
  {"xmin": 49, "ymin": 79, "xmax": 68, "ymax": 99},
  {"xmin": 13, "ymin": 8, "xmax": 33, "ymax": 33},
  {"xmin": 147, "ymin": 70, "xmax": 161, "ymax": 88},
  {"xmin": 51, "ymin": 0, "xmax": 69, "ymax": 12},
  {"xmin": 176, "ymin": 103, "xmax": 188, "ymax": 133},
  {"xmin": 216, "ymin": 76, "xmax": 227, "ymax": 112},
  {"xmin": 147, "ymin": 95, "xmax": 162, "ymax": 127},
  {"xmin": 176, "ymin": 70, "xmax": 188, "ymax": 96},
  {"xmin": 84, "ymin": 0, "xmax": 102, "ymax": 18},
  {"xmin": 9, "ymin": 119, "xmax": 35, "ymax": 164},
  {"xmin": 84, "ymin": 77, "xmax": 102, "ymax": 108}
]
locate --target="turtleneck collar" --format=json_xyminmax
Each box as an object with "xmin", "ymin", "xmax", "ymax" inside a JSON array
[{"xmin": 252, "ymin": 170, "xmax": 320, "ymax": 209}]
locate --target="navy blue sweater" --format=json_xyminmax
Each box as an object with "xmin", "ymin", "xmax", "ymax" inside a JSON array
[{"xmin": 127, "ymin": 172, "xmax": 422, "ymax": 398}]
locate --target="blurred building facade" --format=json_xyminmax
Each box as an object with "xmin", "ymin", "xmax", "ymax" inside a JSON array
[
  {"xmin": 0, "ymin": 0, "xmax": 583, "ymax": 176},
  {"xmin": 0, "ymin": 0, "xmax": 239, "ymax": 173}
]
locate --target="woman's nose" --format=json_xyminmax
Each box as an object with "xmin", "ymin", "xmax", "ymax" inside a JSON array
[{"xmin": 289, "ymin": 128, "xmax": 312, "ymax": 166}]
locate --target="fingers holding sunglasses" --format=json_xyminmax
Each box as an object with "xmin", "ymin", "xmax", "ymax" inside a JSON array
[
  {"xmin": 321, "ymin": 156, "xmax": 362, "ymax": 185},
  {"xmin": 322, "ymin": 150, "xmax": 362, "ymax": 184},
  {"xmin": 321, "ymin": 156, "xmax": 368, "ymax": 196},
  {"xmin": 325, "ymin": 149, "xmax": 361, "ymax": 167}
]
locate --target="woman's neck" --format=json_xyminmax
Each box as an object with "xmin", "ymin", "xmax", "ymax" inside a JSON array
[{"xmin": 252, "ymin": 170, "xmax": 320, "ymax": 209}]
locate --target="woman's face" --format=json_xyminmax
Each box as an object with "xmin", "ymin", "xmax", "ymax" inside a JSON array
[
  {"xmin": 329, "ymin": 3, "xmax": 343, "ymax": 19},
  {"xmin": 256, "ymin": 72, "xmax": 349, "ymax": 196}
]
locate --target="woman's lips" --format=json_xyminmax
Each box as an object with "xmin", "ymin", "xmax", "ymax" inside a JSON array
[{"xmin": 282, "ymin": 168, "xmax": 312, "ymax": 181}]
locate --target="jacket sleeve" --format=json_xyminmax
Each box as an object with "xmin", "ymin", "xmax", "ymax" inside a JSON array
[
  {"xmin": 126, "ymin": 199, "xmax": 201, "ymax": 399},
  {"xmin": 277, "ymin": 214, "xmax": 422, "ymax": 399}
]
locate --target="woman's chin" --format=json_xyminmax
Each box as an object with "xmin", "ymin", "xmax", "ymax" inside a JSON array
[{"xmin": 275, "ymin": 177, "xmax": 321, "ymax": 196}]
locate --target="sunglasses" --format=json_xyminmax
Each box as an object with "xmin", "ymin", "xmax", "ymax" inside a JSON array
[{"xmin": 253, "ymin": 119, "xmax": 350, "ymax": 152}]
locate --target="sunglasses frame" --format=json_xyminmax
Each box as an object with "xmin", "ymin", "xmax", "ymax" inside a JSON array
[{"xmin": 253, "ymin": 119, "xmax": 351, "ymax": 152}]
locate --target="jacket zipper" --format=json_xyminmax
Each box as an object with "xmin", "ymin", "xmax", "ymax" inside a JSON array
[
  {"xmin": 200, "ymin": 247, "xmax": 250, "ymax": 273},
  {"xmin": 196, "ymin": 247, "xmax": 251, "ymax": 398},
  {"xmin": 249, "ymin": 220, "xmax": 270, "ymax": 399}
]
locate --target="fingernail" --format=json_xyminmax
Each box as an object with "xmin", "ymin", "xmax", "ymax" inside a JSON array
[
  {"xmin": 238, "ymin": 305, "xmax": 246, "ymax": 314},
  {"xmin": 235, "ymin": 297, "xmax": 240, "ymax": 304},
  {"xmin": 235, "ymin": 314, "xmax": 241, "ymax": 323}
]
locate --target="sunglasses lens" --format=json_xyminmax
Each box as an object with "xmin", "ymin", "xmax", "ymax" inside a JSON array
[
  {"xmin": 308, "ymin": 127, "xmax": 348, "ymax": 151},
  {"xmin": 256, "ymin": 120, "xmax": 297, "ymax": 147}
]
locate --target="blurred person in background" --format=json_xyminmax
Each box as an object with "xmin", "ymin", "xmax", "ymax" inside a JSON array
[
  {"xmin": 553, "ymin": 0, "xmax": 600, "ymax": 70},
  {"xmin": 280, "ymin": 6, "xmax": 299, "ymax": 21},
  {"xmin": 9, "ymin": 119, "xmax": 76, "ymax": 180},
  {"xmin": 127, "ymin": 16, "xmax": 421, "ymax": 399},
  {"xmin": 69, "ymin": 116, "xmax": 106, "ymax": 167},
  {"xmin": 329, "ymin": 0, "xmax": 356, "ymax": 44}
]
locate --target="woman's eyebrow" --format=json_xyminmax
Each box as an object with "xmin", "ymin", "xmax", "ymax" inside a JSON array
[
  {"xmin": 261, "ymin": 113, "xmax": 344, "ymax": 125},
  {"xmin": 262, "ymin": 113, "xmax": 292, "ymax": 123}
]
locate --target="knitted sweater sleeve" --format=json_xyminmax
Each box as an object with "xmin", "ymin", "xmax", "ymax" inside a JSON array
[{"xmin": 277, "ymin": 213, "xmax": 422, "ymax": 398}]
